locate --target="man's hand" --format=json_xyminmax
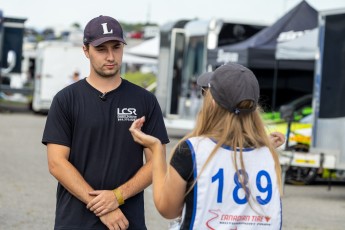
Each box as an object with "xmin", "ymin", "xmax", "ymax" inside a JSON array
[
  {"xmin": 100, "ymin": 208, "xmax": 129, "ymax": 230},
  {"xmin": 269, "ymin": 132, "xmax": 286, "ymax": 148},
  {"xmin": 87, "ymin": 190, "xmax": 119, "ymax": 216}
]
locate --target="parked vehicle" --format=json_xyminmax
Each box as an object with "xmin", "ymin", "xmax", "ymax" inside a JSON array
[
  {"xmin": 155, "ymin": 18, "xmax": 266, "ymax": 135},
  {"xmin": 278, "ymin": 8, "xmax": 345, "ymax": 185},
  {"xmin": 31, "ymin": 40, "xmax": 89, "ymax": 112},
  {"xmin": 0, "ymin": 12, "xmax": 30, "ymax": 111}
]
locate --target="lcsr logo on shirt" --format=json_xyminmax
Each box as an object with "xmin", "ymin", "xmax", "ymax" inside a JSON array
[{"xmin": 117, "ymin": 108, "xmax": 137, "ymax": 121}]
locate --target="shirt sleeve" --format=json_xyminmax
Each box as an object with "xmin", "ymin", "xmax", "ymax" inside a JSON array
[
  {"xmin": 170, "ymin": 141, "xmax": 194, "ymax": 182},
  {"xmin": 42, "ymin": 92, "xmax": 72, "ymax": 147}
]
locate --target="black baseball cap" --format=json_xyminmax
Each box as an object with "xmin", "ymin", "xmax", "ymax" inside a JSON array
[
  {"xmin": 83, "ymin": 15, "xmax": 127, "ymax": 46},
  {"xmin": 197, "ymin": 72, "xmax": 213, "ymax": 88},
  {"xmin": 209, "ymin": 63, "xmax": 260, "ymax": 114}
]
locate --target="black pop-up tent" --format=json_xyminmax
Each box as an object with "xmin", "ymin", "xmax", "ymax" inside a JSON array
[
  {"xmin": 275, "ymin": 28, "xmax": 318, "ymax": 61},
  {"xmin": 208, "ymin": 1, "xmax": 318, "ymax": 110},
  {"xmin": 208, "ymin": 0, "xmax": 318, "ymax": 70},
  {"xmin": 270, "ymin": 28, "xmax": 318, "ymax": 108}
]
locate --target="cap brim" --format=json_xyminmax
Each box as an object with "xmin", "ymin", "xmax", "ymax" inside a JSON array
[
  {"xmin": 197, "ymin": 72, "xmax": 213, "ymax": 87},
  {"xmin": 90, "ymin": 37, "xmax": 127, "ymax": 46}
]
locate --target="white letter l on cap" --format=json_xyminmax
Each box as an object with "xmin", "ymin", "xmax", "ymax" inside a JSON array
[{"xmin": 101, "ymin": 23, "xmax": 113, "ymax": 34}]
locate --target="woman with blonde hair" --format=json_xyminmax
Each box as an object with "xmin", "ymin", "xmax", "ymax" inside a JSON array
[{"xmin": 130, "ymin": 63, "xmax": 283, "ymax": 230}]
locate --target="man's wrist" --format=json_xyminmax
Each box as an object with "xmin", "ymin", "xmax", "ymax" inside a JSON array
[{"xmin": 113, "ymin": 188, "xmax": 125, "ymax": 206}]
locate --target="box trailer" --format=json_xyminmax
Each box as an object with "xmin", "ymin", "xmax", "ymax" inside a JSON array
[
  {"xmin": 156, "ymin": 18, "xmax": 265, "ymax": 135},
  {"xmin": 0, "ymin": 13, "xmax": 31, "ymax": 111},
  {"xmin": 32, "ymin": 41, "xmax": 89, "ymax": 112},
  {"xmin": 279, "ymin": 8, "xmax": 345, "ymax": 185}
]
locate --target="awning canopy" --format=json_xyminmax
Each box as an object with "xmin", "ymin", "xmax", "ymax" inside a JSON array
[
  {"xmin": 123, "ymin": 53, "xmax": 157, "ymax": 65},
  {"xmin": 208, "ymin": 1, "xmax": 318, "ymax": 70},
  {"xmin": 275, "ymin": 28, "xmax": 318, "ymax": 60},
  {"xmin": 126, "ymin": 36, "xmax": 159, "ymax": 59}
]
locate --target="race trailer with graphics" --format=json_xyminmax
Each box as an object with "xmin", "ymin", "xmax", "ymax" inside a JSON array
[
  {"xmin": 156, "ymin": 18, "xmax": 266, "ymax": 135},
  {"xmin": 0, "ymin": 11, "xmax": 29, "ymax": 111},
  {"xmin": 278, "ymin": 8, "xmax": 345, "ymax": 185}
]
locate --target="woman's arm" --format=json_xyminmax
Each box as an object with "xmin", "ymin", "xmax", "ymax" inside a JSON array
[{"xmin": 129, "ymin": 117, "xmax": 186, "ymax": 218}]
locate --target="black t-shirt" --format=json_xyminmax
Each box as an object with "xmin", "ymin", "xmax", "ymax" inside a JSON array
[
  {"xmin": 170, "ymin": 141, "xmax": 194, "ymax": 230},
  {"xmin": 42, "ymin": 79, "xmax": 169, "ymax": 230}
]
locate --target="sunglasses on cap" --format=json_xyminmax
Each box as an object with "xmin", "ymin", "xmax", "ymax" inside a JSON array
[{"xmin": 201, "ymin": 87, "xmax": 209, "ymax": 96}]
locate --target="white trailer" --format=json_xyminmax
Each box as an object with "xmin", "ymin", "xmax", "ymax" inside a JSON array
[
  {"xmin": 32, "ymin": 41, "xmax": 89, "ymax": 112},
  {"xmin": 156, "ymin": 18, "xmax": 265, "ymax": 136},
  {"xmin": 278, "ymin": 8, "xmax": 345, "ymax": 184}
]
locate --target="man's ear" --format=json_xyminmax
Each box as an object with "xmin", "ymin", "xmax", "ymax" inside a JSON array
[{"xmin": 83, "ymin": 45, "xmax": 90, "ymax": 58}]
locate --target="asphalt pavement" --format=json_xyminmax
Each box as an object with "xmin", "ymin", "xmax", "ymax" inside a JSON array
[{"xmin": 0, "ymin": 112, "xmax": 344, "ymax": 230}]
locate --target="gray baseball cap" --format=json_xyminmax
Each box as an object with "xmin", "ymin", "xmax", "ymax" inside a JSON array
[
  {"xmin": 83, "ymin": 15, "xmax": 127, "ymax": 46},
  {"xmin": 197, "ymin": 72, "xmax": 213, "ymax": 87},
  {"xmin": 209, "ymin": 63, "xmax": 259, "ymax": 115}
]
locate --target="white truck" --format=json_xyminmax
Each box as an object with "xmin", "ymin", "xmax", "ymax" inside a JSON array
[{"xmin": 32, "ymin": 40, "xmax": 89, "ymax": 112}]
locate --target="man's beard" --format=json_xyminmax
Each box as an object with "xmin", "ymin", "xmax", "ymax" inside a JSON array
[{"xmin": 94, "ymin": 66, "xmax": 119, "ymax": 78}]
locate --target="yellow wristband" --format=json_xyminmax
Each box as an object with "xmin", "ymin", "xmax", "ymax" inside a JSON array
[{"xmin": 113, "ymin": 188, "xmax": 125, "ymax": 206}]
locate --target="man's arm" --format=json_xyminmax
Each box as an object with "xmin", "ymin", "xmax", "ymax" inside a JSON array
[
  {"xmin": 87, "ymin": 145, "xmax": 166, "ymax": 216},
  {"xmin": 118, "ymin": 146, "xmax": 156, "ymax": 199},
  {"xmin": 47, "ymin": 143, "xmax": 95, "ymax": 204},
  {"xmin": 47, "ymin": 143, "xmax": 129, "ymax": 228}
]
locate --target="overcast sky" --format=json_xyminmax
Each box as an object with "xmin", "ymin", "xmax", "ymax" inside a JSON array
[{"xmin": 2, "ymin": 0, "xmax": 345, "ymax": 30}]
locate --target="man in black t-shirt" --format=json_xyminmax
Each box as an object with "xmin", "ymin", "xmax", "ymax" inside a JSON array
[{"xmin": 42, "ymin": 15, "xmax": 169, "ymax": 230}]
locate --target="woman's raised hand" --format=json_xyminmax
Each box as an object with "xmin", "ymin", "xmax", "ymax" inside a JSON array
[{"xmin": 129, "ymin": 116, "xmax": 160, "ymax": 150}]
